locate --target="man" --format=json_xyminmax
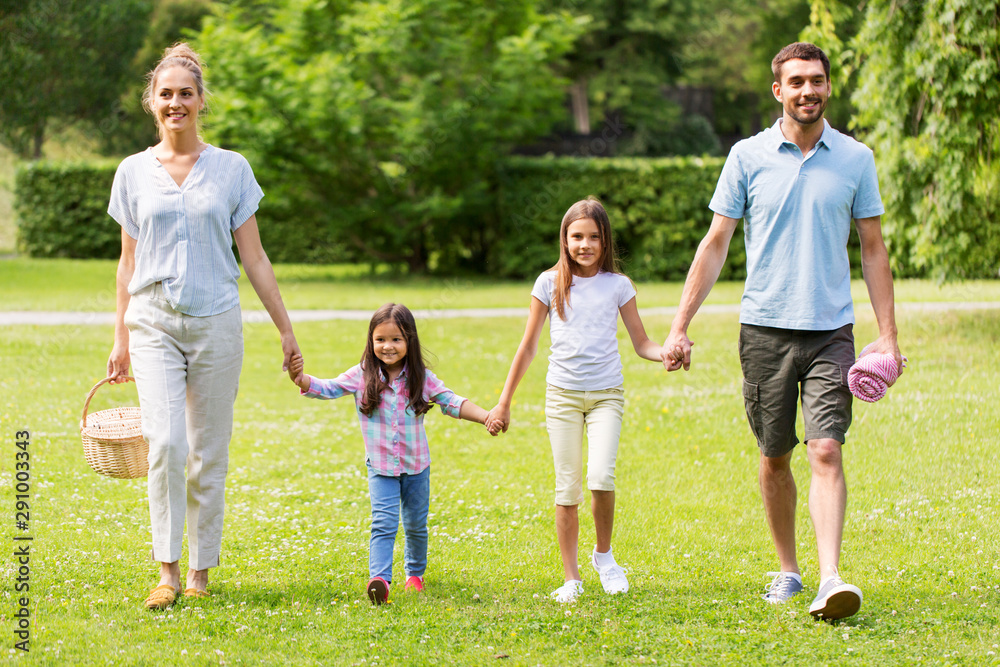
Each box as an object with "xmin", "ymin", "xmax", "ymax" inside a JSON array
[{"xmin": 663, "ymin": 42, "xmax": 903, "ymax": 620}]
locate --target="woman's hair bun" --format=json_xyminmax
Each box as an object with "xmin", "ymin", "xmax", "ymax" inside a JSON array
[{"xmin": 162, "ymin": 42, "xmax": 202, "ymax": 70}]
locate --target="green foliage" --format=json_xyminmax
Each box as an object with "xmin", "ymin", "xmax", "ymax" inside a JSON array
[
  {"xmin": 14, "ymin": 161, "xmax": 120, "ymax": 259},
  {"xmin": 0, "ymin": 0, "xmax": 154, "ymax": 159},
  {"xmin": 544, "ymin": 0, "xmax": 724, "ymax": 156},
  {"xmin": 492, "ymin": 156, "xmax": 741, "ymax": 280},
  {"xmin": 851, "ymin": 0, "xmax": 1000, "ymax": 279},
  {"xmin": 13, "ymin": 154, "xmax": 872, "ymax": 280},
  {"xmin": 677, "ymin": 0, "xmax": 812, "ymax": 138},
  {"xmin": 196, "ymin": 0, "xmax": 585, "ymax": 272},
  {"xmin": 799, "ymin": 0, "xmax": 864, "ymax": 130},
  {"xmin": 99, "ymin": 0, "xmax": 214, "ymax": 157}
]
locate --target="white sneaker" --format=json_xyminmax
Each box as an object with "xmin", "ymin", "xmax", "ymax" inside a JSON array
[
  {"xmin": 809, "ymin": 572, "xmax": 862, "ymax": 620},
  {"xmin": 550, "ymin": 580, "xmax": 584, "ymax": 603},
  {"xmin": 591, "ymin": 552, "xmax": 629, "ymax": 594}
]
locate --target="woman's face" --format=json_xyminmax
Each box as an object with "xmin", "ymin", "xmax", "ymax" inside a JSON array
[{"xmin": 153, "ymin": 66, "xmax": 203, "ymax": 135}]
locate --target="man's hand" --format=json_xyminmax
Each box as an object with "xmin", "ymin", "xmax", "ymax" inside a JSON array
[
  {"xmin": 662, "ymin": 330, "xmax": 693, "ymax": 371},
  {"xmin": 861, "ymin": 333, "xmax": 905, "ymax": 374}
]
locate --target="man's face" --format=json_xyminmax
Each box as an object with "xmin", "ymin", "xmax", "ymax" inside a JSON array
[{"xmin": 772, "ymin": 58, "xmax": 830, "ymax": 126}]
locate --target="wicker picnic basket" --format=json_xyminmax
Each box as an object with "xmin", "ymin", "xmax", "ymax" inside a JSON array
[{"xmin": 80, "ymin": 376, "xmax": 148, "ymax": 479}]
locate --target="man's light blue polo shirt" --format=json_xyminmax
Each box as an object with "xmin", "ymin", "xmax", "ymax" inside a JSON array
[{"xmin": 710, "ymin": 119, "xmax": 884, "ymax": 331}]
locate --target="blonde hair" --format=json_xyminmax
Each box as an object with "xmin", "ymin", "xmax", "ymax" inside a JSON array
[{"xmin": 142, "ymin": 43, "xmax": 209, "ymax": 135}]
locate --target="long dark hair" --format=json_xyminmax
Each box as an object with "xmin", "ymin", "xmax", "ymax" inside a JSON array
[
  {"xmin": 551, "ymin": 196, "xmax": 621, "ymax": 320},
  {"xmin": 359, "ymin": 303, "xmax": 429, "ymax": 417}
]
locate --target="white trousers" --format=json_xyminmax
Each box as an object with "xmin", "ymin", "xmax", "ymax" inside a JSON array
[
  {"xmin": 545, "ymin": 384, "xmax": 625, "ymax": 506},
  {"xmin": 125, "ymin": 283, "xmax": 243, "ymax": 569}
]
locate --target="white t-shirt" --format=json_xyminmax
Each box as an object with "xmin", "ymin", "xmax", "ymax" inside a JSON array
[{"xmin": 531, "ymin": 270, "xmax": 637, "ymax": 391}]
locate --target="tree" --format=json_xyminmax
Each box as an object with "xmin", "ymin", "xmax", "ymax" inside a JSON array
[
  {"xmin": 197, "ymin": 0, "xmax": 583, "ymax": 271},
  {"xmin": 543, "ymin": 0, "xmax": 722, "ymax": 156},
  {"xmin": 670, "ymin": 0, "xmax": 813, "ymax": 141},
  {"xmin": 0, "ymin": 0, "xmax": 153, "ymax": 159},
  {"xmin": 799, "ymin": 0, "xmax": 864, "ymax": 131},
  {"xmin": 851, "ymin": 0, "xmax": 1000, "ymax": 279},
  {"xmin": 100, "ymin": 0, "xmax": 214, "ymax": 156}
]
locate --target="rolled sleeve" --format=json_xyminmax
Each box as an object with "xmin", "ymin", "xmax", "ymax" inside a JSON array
[
  {"xmin": 230, "ymin": 157, "xmax": 264, "ymax": 231},
  {"xmin": 108, "ymin": 164, "xmax": 140, "ymax": 239},
  {"xmin": 423, "ymin": 370, "xmax": 465, "ymax": 419},
  {"xmin": 301, "ymin": 366, "xmax": 363, "ymax": 400}
]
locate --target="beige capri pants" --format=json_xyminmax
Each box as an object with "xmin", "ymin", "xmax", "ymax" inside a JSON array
[
  {"xmin": 545, "ymin": 384, "xmax": 625, "ymax": 506},
  {"xmin": 125, "ymin": 283, "xmax": 243, "ymax": 570}
]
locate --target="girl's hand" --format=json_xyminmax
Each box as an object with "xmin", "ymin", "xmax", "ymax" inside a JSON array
[
  {"xmin": 485, "ymin": 405, "xmax": 510, "ymax": 435},
  {"xmin": 288, "ymin": 353, "xmax": 310, "ymax": 392},
  {"xmin": 662, "ymin": 331, "xmax": 693, "ymax": 371}
]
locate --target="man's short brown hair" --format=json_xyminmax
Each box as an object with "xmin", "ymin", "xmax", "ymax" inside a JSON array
[{"xmin": 771, "ymin": 42, "xmax": 830, "ymax": 82}]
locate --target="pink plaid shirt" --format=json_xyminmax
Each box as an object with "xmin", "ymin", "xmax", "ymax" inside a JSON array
[{"xmin": 301, "ymin": 364, "xmax": 465, "ymax": 476}]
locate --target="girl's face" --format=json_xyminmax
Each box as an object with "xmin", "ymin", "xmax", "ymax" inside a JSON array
[
  {"xmin": 372, "ymin": 321, "xmax": 408, "ymax": 373},
  {"xmin": 566, "ymin": 217, "xmax": 602, "ymax": 276},
  {"xmin": 153, "ymin": 66, "xmax": 203, "ymax": 135}
]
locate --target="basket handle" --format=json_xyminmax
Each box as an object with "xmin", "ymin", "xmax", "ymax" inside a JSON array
[{"xmin": 81, "ymin": 376, "xmax": 135, "ymax": 428}]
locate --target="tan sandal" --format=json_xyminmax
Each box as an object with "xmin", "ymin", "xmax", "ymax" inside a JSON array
[
  {"xmin": 183, "ymin": 588, "xmax": 210, "ymax": 599},
  {"xmin": 144, "ymin": 584, "xmax": 179, "ymax": 610}
]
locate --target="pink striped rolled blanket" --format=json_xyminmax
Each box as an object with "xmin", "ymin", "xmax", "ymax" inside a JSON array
[{"xmin": 848, "ymin": 343, "xmax": 905, "ymax": 403}]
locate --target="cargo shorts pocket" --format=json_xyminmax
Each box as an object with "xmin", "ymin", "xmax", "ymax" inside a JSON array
[{"xmin": 742, "ymin": 379, "xmax": 763, "ymax": 443}]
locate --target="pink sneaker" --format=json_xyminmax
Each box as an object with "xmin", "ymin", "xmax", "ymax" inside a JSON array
[
  {"xmin": 367, "ymin": 577, "xmax": 389, "ymax": 605},
  {"xmin": 403, "ymin": 575, "xmax": 424, "ymax": 592}
]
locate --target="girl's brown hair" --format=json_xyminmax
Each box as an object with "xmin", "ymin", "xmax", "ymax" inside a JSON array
[
  {"xmin": 142, "ymin": 42, "xmax": 209, "ymax": 136},
  {"xmin": 550, "ymin": 197, "xmax": 621, "ymax": 320},
  {"xmin": 359, "ymin": 303, "xmax": 430, "ymax": 417}
]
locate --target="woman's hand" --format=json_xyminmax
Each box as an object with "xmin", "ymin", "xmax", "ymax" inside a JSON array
[
  {"xmin": 281, "ymin": 332, "xmax": 301, "ymax": 374},
  {"xmin": 107, "ymin": 341, "xmax": 131, "ymax": 384}
]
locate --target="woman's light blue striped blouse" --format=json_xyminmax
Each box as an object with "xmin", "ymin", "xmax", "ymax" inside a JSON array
[{"xmin": 107, "ymin": 145, "xmax": 264, "ymax": 316}]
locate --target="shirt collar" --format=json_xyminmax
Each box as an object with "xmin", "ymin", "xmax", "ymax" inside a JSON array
[
  {"xmin": 377, "ymin": 363, "xmax": 408, "ymax": 383},
  {"xmin": 769, "ymin": 118, "xmax": 834, "ymax": 153}
]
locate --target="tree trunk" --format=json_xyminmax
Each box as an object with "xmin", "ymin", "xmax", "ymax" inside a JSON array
[
  {"xmin": 570, "ymin": 79, "xmax": 590, "ymax": 135},
  {"xmin": 32, "ymin": 121, "xmax": 44, "ymax": 160},
  {"xmin": 406, "ymin": 237, "xmax": 428, "ymax": 274}
]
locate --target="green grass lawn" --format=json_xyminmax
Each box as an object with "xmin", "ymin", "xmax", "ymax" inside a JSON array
[{"xmin": 1, "ymin": 276, "xmax": 998, "ymax": 664}]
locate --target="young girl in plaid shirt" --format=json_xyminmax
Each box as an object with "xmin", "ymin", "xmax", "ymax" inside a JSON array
[
  {"xmin": 487, "ymin": 198, "xmax": 673, "ymax": 603},
  {"xmin": 289, "ymin": 303, "xmax": 495, "ymax": 604}
]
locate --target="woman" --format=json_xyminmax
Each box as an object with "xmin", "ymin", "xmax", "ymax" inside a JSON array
[{"xmin": 106, "ymin": 43, "xmax": 300, "ymax": 609}]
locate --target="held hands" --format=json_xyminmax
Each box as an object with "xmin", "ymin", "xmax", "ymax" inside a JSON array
[
  {"xmin": 288, "ymin": 353, "xmax": 311, "ymax": 392},
  {"xmin": 661, "ymin": 329, "xmax": 692, "ymax": 371},
  {"xmin": 484, "ymin": 405, "xmax": 510, "ymax": 436},
  {"xmin": 281, "ymin": 332, "xmax": 302, "ymax": 374}
]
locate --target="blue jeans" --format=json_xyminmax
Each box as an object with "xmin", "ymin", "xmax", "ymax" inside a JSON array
[{"xmin": 367, "ymin": 462, "xmax": 430, "ymax": 582}]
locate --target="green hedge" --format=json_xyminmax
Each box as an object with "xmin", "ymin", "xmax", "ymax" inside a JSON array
[
  {"xmin": 13, "ymin": 159, "xmax": 349, "ymax": 264},
  {"xmin": 492, "ymin": 156, "xmax": 736, "ymax": 280},
  {"xmin": 14, "ymin": 161, "xmax": 121, "ymax": 259},
  {"xmin": 16, "ymin": 156, "xmax": 864, "ymax": 280}
]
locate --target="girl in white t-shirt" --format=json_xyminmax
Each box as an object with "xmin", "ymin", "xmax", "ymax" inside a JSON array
[{"xmin": 487, "ymin": 197, "xmax": 671, "ymax": 603}]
